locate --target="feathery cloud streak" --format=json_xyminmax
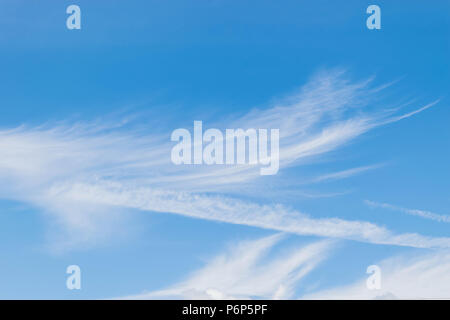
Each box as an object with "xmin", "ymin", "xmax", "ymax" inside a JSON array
[
  {"xmin": 302, "ymin": 250, "xmax": 450, "ymax": 299},
  {"xmin": 0, "ymin": 69, "xmax": 441, "ymax": 249},
  {"xmin": 365, "ymin": 200, "xmax": 450, "ymax": 223},
  {"xmin": 118, "ymin": 234, "xmax": 334, "ymax": 300}
]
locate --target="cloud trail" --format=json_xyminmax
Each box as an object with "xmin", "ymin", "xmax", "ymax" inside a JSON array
[
  {"xmin": 118, "ymin": 234, "xmax": 334, "ymax": 300},
  {"xmin": 0, "ymin": 69, "xmax": 440, "ymax": 250},
  {"xmin": 48, "ymin": 180, "xmax": 450, "ymax": 249},
  {"xmin": 365, "ymin": 200, "xmax": 450, "ymax": 223},
  {"xmin": 302, "ymin": 250, "xmax": 450, "ymax": 299},
  {"xmin": 310, "ymin": 164, "xmax": 384, "ymax": 183}
]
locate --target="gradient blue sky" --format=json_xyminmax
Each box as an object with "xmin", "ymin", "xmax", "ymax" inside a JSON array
[{"xmin": 0, "ymin": 0, "xmax": 449, "ymax": 299}]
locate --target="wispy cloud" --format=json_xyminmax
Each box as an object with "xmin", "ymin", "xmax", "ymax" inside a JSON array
[
  {"xmin": 310, "ymin": 164, "xmax": 384, "ymax": 183},
  {"xmin": 0, "ymin": 69, "xmax": 440, "ymax": 250},
  {"xmin": 51, "ymin": 180, "xmax": 450, "ymax": 249},
  {"xmin": 118, "ymin": 234, "xmax": 334, "ymax": 300},
  {"xmin": 365, "ymin": 200, "xmax": 450, "ymax": 223},
  {"xmin": 302, "ymin": 250, "xmax": 450, "ymax": 299}
]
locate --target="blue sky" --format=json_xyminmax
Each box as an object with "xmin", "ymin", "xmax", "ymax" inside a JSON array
[{"xmin": 0, "ymin": 0, "xmax": 449, "ymax": 299}]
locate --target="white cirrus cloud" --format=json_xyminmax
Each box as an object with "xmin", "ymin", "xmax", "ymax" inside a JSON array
[
  {"xmin": 118, "ymin": 234, "xmax": 334, "ymax": 300},
  {"xmin": 48, "ymin": 180, "xmax": 450, "ymax": 249},
  {"xmin": 0, "ymin": 69, "xmax": 441, "ymax": 250},
  {"xmin": 310, "ymin": 163, "xmax": 385, "ymax": 183},
  {"xmin": 365, "ymin": 200, "xmax": 450, "ymax": 223},
  {"xmin": 302, "ymin": 250, "xmax": 450, "ymax": 300}
]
